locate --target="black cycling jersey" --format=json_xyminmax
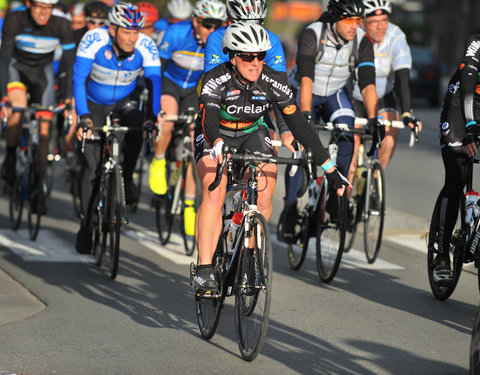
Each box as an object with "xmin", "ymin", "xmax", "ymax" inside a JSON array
[
  {"xmin": 195, "ymin": 63, "xmax": 330, "ymax": 165},
  {"xmin": 0, "ymin": 8, "xmax": 75, "ymax": 98}
]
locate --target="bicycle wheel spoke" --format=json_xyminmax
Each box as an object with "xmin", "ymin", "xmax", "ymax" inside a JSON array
[{"xmin": 286, "ymin": 194, "xmax": 310, "ymax": 270}]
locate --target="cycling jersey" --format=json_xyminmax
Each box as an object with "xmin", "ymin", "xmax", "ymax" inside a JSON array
[
  {"xmin": 158, "ymin": 20, "xmax": 204, "ymax": 89},
  {"xmin": 73, "ymin": 27, "xmax": 162, "ymax": 118},
  {"xmin": 0, "ymin": 6, "xmax": 75, "ymax": 98},
  {"xmin": 195, "ymin": 62, "xmax": 330, "ymax": 165},
  {"xmin": 203, "ymin": 25, "xmax": 287, "ymax": 73},
  {"xmin": 352, "ymin": 23, "xmax": 411, "ymax": 103}
]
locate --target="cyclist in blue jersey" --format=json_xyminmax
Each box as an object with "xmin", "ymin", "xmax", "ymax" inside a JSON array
[
  {"xmin": 0, "ymin": 0, "xmax": 75, "ymax": 193},
  {"xmin": 149, "ymin": 0, "xmax": 227, "ymax": 238},
  {"xmin": 153, "ymin": 0, "xmax": 193, "ymax": 43},
  {"xmin": 73, "ymin": 2, "xmax": 161, "ymax": 254}
]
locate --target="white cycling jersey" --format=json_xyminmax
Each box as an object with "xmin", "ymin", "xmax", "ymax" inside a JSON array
[{"xmin": 352, "ymin": 22, "xmax": 411, "ymax": 101}]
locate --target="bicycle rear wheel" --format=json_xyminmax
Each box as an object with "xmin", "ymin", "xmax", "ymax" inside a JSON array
[
  {"xmin": 286, "ymin": 199, "xmax": 310, "ymax": 270},
  {"xmin": 427, "ymin": 192, "xmax": 464, "ymax": 300},
  {"xmin": 153, "ymin": 194, "xmax": 173, "ymax": 245},
  {"xmin": 131, "ymin": 146, "xmax": 146, "ymax": 214},
  {"xmin": 106, "ymin": 174, "xmax": 121, "ymax": 279},
  {"xmin": 9, "ymin": 171, "xmax": 25, "ymax": 231},
  {"xmin": 235, "ymin": 212, "xmax": 272, "ymax": 361},
  {"xmin": 181, "ymin": 156, "xmax": 199, "ymax": 256},
  {"xmin": 27, "ymin": 146, "xmax": 44, "ymax": 241},
  {"xmin": 363, "ymin": 161, "xmax": 385, "ymax": 263},
  {"xmin": 344, "ymin": 189, "xmax": 360, "ymax": 253},
  {"xmin": 316, "ymin": 185, "xmax": 347, "ymax": 283}
]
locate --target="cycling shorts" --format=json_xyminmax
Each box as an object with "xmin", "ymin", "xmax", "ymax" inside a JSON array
[
  {"xmin": 352, "ymin": 90, "xmax": 398, "ymax": 118},
  {"xmin": 162, "ymin": 76, "xmax": 199, "ymax": 113}
]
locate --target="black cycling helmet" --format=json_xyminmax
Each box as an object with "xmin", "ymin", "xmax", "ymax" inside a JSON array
[{"xmin": 327, "ymin": 0, "xmax": 364, "ymax": 21}]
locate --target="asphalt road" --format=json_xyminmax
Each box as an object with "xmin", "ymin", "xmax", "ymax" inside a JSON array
[{"xmin": 0, "ymin": 101, "xmax": 479, "ymax": 375}]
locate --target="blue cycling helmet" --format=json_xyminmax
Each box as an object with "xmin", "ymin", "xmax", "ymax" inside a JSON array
[{"xmin": 108, "ymin": 2, "xmax": 145, "ymax": 29}]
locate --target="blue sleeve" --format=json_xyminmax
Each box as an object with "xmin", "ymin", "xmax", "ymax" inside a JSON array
[
  {"xmin": 154, "ymin": 18, "xmax": 169, "ymax": 32},
  {"xmin": 73, "ymin": 56, "xmax": 94, "ymax": 117},
  {"xmin": 265, "ymin": 31, "xmax": 286, "ymax": 73},
  {"xmin": 144, "ymin": 66, "xmax": 162, "ymax": 117},
  {"xmin": 204, "ymin": 27, "xmax": 228, "ymax": 73},
  {"xmin": 158, "ymin": 23, "xmax": 181, "ymax": 60}
]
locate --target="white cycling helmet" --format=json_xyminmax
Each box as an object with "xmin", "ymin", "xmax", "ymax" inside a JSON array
[
  {"xmin": 32, "ymin": 0, "xmax": 59, "ymax": 5},
  {"xmin": 167, "ymin": 0, "xmax": 193, "ymax": 20},
  {"xmin": 193, "ymin": 0, "xmax": 227, "ymax": 21},
  {"xmin": 108, "ymin": 2, "xmax": 145, "ymax": 29},
  {"xmin": 226, "ymin": 0, "xmax": 267, "ymax": 21},
  {"xmin": 222, "ymin": 21, "xmax": 271, "ymax": 54},
  {"xmin": 363, "ymin": 0, "xmax": 391, "ymax": 17}
]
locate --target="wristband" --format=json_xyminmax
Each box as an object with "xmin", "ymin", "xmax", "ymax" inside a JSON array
[
  {"xmin": 321, "ymin": 160, "xmax": 334, "ymax": 171},
  {"xmin": 401, "ymin": 112, "xmax": 412, "ymax": 119},
  {"xmin": 466, "ymin": 121, "xmax": 477, "ymax": 127}
]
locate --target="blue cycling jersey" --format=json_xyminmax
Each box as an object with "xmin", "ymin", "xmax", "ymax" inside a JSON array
[
  {"xmin": 203, "ymin": 26, "xmax": 287, "ymax": 73},
  {"xmin": 154, "ymin": 18, "xmax": 170, "ymax": 32},
  {"xmin": 73, "ymin": 27, "xmax": 162, "ymax": 117},
  {"xmin": 158, "ymin": 20, "xmax": 205, "ymax": 89}
]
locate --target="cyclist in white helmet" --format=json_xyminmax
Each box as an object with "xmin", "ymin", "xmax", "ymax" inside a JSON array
[
  {"xmin": 0, "ymin": 0, "xmax": 75, "ymax": 204},
  {"xmin": 154, "ymin": 0, "xmax": 193, "ymax": 42},
  {"xmin": 150, "ymin": 0, "xmax": 227, "ymax": 239},
  {"xmin": 349, "ymin": 0, "xmax": 422, "ymax": 175},
  {"xmin": 192, "ymin": 21, "xmax": 348, "ymax": 291}
]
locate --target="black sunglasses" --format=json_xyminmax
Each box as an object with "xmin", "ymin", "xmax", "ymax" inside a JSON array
[
  {"xmin": 200, "ymin": 20, "xmax": 222, "ymax": 30},
  {"xmin": 235, "ymin": 51, "xmax": 267, "ymax": 63},
  {"xmin": 86, "ymin": 17, "xmax": 106, "ymax": 25}
]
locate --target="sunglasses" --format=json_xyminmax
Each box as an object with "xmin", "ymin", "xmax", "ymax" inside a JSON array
[
  {"xmin": 200, "ymin": 20, "xmax": 222, "ymax": 30},
  {"xmin": 86, "ymin": 17, "xmax": 106, "ymax": 26},
  {"xmin": 235, "ymin": 51, "xmax": 267, "ymax": 63},
  {"xmin": 339, "ymin": 17, "xmax": 361, "ymax": 25}
]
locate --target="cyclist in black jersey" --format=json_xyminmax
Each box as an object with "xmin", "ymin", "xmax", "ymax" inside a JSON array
[
  {"xmin": 0, "ymin": 0, "xmax": 74, "ymax": 191},
  {"xmin": 432, "ymin": 34, "xmax": 480, "ymax": 285},
  {"xmin": 191, "ymin": 22, "xmax": 349, "ymax": 291}
]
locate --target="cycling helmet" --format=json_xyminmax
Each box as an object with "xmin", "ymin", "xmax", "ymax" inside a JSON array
[
  {"xmin": 222, "ymin": 21, "xmax": 271, "ymax": 54},
  {"xmin": 108, "ymin": 2, "xmax": 145, "ymax": 29},
  {"xmin": 193, "ymin": 0, "xmax": 227, "ymax": 21},
  {"xmin": 85, "ymin": 1, "xmax": 110, "ymax": 19},
  {"xmin": 31, "ymin": 0, "xmax": 59, "ymax": 5},
  {"xmin": 363, "ymin": 0, "xmax": 391, "ymax": 17},
  {"xmin": 327, "ymin": 0, "xmax": 364, "ymax": 20},
  {"xmin": 70, "ymin": 2, "xmax": 85, "ymax": 16},
  {"xmin": 226, "ymin": 0, "xmax": 267, "ymax": 21},
  {"xmin": 166, "ymin": 0, "xmax": 193, "ymax": 20},
  {"xmin": 136, "ymin": 2, "xmax": 159, "ymax": 25}
]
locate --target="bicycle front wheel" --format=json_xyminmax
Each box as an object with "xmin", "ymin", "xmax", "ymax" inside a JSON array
[
  {"xmin": 153, "ymin": 194, "xmax": 173, "ymax": 245},
  {"xmin": 316, "ymin": 185, "xmax": 347, "ymax": 283},
  {"xmin": 427, "ymin": 192, "xmax": 464, "ymax": 300},
  {"xmin": 106, "ymin": 174, "xmax": 121, "ymax": 279},
  {"xmin": 9, "ymin": 171, "xmax": 25, "ymax": 230},
  {"xmin": 363, "ymin": 161, "xmax": 385, "ymax": 264},
  {"xmin": 27, "ymin": 146, "xmax": 44, "ymax": 241},
  {"xmin": 235, "ymin": 212, "xmax": 272, "ymax": 361}
]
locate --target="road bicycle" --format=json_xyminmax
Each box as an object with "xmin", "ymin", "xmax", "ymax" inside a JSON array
[
  {"xmin": 426, "ymin": 156, "xmax": 479, "ymax": 300},
  {"xmin": 81, "ymin": 114, "xmax": 154, "ymax": 279},
  {"xmin": 191, "ymin": 145, "xmax": 307, "ymax": 361},
  {"xmin": 153, "ymin": 109, "xmax": 200, "ymax": 256},
  {"xmin": 6, "ymin": 103, "xmax": 65, "ymax": 240}
]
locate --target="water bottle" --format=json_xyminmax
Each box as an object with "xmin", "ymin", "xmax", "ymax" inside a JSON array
[
  {"xmin": 465, "ymin": 190, "xmax": 480, "ymax": 227},
  {"xmin": 227, "ymin": 212, "xmax": 243, "ymax": 253},
  {"xmin": 355, "ymin": 167, "xmax": 366, "ymax": 195}
]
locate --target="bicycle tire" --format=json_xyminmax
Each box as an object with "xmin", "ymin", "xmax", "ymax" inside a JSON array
[
  {"xmin": 235, "ymin": 212, "xmax": 272, "ymax": 361},
  {"xmin": 363, "ymin": 161, "xmax": 385, "ymax": 264},
  {"xmin": 27, "ymin": 146, "xmax": 44, "ymax": 241},
  {"xmin": 316, "ymin": 185, "xmax": 347, "ymax": 283},
  {"xmin": 70, "ymin": 167, "xmax": 82, "ymax": 218},
  {"xmin": 154, "ymin": 194, "xmax": 173, "ymax": 245},
  {"xmin": 470, "ymin": 305, "xmax": 480, "ymax": 375},
  {"xmin": 181, "ymin": 156, "xmax": 198, "ymax": 256},
  {"xmin": 131, "ymin": 146, "xmax": 145, "ymax": 214},
  {"xmin": 286, "ymin": 201, "xmax": 310, "ymax": 271},
  {"xmin": 9, "ymin": 171, "xmax": 25, "ymax": 231},
  {"xmin": 107, "ymin": 174, "xmax": 121, "ymax": 280},
  {"xmin": 45, "ymin": 158, "xmax": 54, "ymax": 198},
  {"xmin": 194, "ymin": 246, "xmax": 225, "ymax": 339},
  {"xmin": 427, "ymin": 192, "xmax": 464, "ymax": 300},
  {"xmin": 344, "ymin": 190, "xmax": 359, "ymax": 253}
]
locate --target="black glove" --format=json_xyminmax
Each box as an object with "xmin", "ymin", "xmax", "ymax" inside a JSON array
[
  {"xmin": 401, "ymin": 111, "xmax": 417, "ymax": 129},
  {"xmin": 302, "ymin": 111, "xmax": 312, "ymax": 126},
  {"xmin": 325, "ymin": 168, "xmax": 350, "ymax": 189},
  {"xmin": 79, "ymin": 113, "xmax": 93, "ymax": 130},
  {"xmin": 367, "ymin": 117, "xmax": 385, "ymax": 157},
  {"xmin": 463, "ymin": 123, "xmax": 480, "ymax": 146}
]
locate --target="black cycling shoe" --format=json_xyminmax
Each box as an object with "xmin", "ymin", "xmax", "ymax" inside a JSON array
[
  {"xmin": 124, "ymin": 179, "xmax": 138, "ymax": 206},
  {"xmin": 193, "ymin": 265, "xmax": 218, "ymax": 291},
  {"xmin": 432, "ymin": 257, "xmax": 453, "ymax": 287},
  {"xmin": 1, "ymin": 152, "xmax": 16, "ymax": 188},
  {"xmin": 75, "ymin": 225, "xmax": 93, "ymax": 254}
]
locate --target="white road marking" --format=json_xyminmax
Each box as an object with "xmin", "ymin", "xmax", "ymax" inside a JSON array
[
  {"xmin": 0, "ymin": 229, "xmax": 93, "ymax": 263},
  {"xmin": 384, "ymin": 234, "xmax": 427, "ymax": 254}
]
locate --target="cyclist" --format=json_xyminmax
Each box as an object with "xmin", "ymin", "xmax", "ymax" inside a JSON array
[
  {"xmin": 70, "ymin": 2, "xmax": 86, "ymax": 31},
  {"xmin": 136, "ymin": 2, "xmax": 162, "ymax": 45},
  {"xmin": 0, "ymin": 0, "xmax": 75, "ymax": 192},
  {"xmin": 73, "ymin": 1, "xmax": 110, "ymax": 48},
  {"xmin": 149, "ymin": 0, "xmax": 227, "ymax": 238},
  {"xmin": 350, "ymin": 0, "xmax": 421, "ymax": 174},
  {"xmin": 279, "ymin": 0, "xmax": 381, "ymax": 243},
  {"xmin": 73, "ymin": 2, "xmax": 161, "ymax": 253},
  {"xmin": 153, "ymin": 0, "xmax": 193, "ymax": 42},
  {"xmin": 192, "ymin": 22, "xmax": 349, "ymax": 291},
  {"xmin": 431, "ymin": 34, "xmax": 480, "ymax": 285}
]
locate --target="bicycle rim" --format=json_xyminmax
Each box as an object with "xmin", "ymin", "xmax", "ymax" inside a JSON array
[
  {"xmin": 108, "ymin": 177, "xmax": 121, "ymax": 280},
  {"xmin": 9, "ymin": 175, "xmax": 24, "ymax": 230},
  {"xmin": 235, "ymin": 212, "xmax": 272, "ymax": 361},
  {"xmin": 27, "ymin": 147, "xmax": 44, "ymax": 241},
  {"xmin": 131, "ymin": 149, "xmax": 145, "ymax": 214},
  {"xmin": 363, "ymin": 161, "xmax": 385, "ymax": 263},
  {"xmin": 287, "ymin": 208, "xmax": 310, "ymax": 271},
  {"xmin": 427, "ymin": 193, "xmax": 463, "ymax": 300},
  {"xmin": 316, "ymin": 187, "xmax": 346, "ymax": 283},
  {"xmin": 154, "ymin": 194, "xmax": 173, "ymax": 245}
]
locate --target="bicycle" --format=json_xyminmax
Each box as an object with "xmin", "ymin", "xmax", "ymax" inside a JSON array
[
  {"xmin": 81, "ymin": 114, "xmax": 154, "ymax": 279},
  {"xmin": 6, "ymin": 103, "xmax": 65, "ymax": 240},
  {"xmin": 153, "ymin": 109, "xmax": 200, "ymax": 256},
  {"xmin": 190, "ymin": 145, "xmax": 308, "ymax": 361},
  {"xmin": 471, "ymin": 303, "xmax": 480, "ymax": 374}
]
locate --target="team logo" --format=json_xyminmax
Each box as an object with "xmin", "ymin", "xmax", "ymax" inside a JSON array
[
  {"xmin": 210, "ymin": 54, "xmax": 221, "ymax": 65},
  {"xmin": 282, "ymin": 104, "xmax": 297, "ymax": 115},
  {"xmin": 159, "ymin": 41, "xmax": 169, "ymax": 51},
  {"xmin": 274, "ymin": 56, "xmax": 284, "ymax": 65},
  {"xmin": 104, "ymin": 49, "xmax": 112, "ymax": 60},
  {"xmin": 448, "ymin": 81, "xmax": 460, "ymax": 94},
  {"xmin": 227, "ymin": 90, "xmax": 240, "ymax": 96},
  {"xmin": 440, "ymin": 122, "xmax": 450, "ymax": 136},
  {"xmin": 252, "ymin": 96, "xmax": 266, "ymax": 100}
]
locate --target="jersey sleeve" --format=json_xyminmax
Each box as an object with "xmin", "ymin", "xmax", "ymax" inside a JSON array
[
  {"xmin": 158, "ymin": 23, "xmax": 181, "ymax": 61},
  {"xmin": 0, "ymin": 12, "xmax": 17, "ymax": 97},
  {"xmin": 460, "ymin": 34, "xmax": 480, "ymax": 126},
  {"xmin": 204, "ymin": 27, "xmax": 228, "ymax": 73},
  {"xmin": 357, "ymin": 34, "xmax": 376, "ymax": 91},
  {"xmin": 296, "ymin": 27, "xmax": 317, "ymax": 81},
  {"xmin": 391, "ymin": 29, "xmax": 412, "ymax": 72},
  {"xmin": 58, "ymin": 18, "xmax": 76, "ymax": 99},
  {"xmin": 138, "ymin": 35, "xmax": 162, "ymax": 117},
  {"xmin": 265, "ymin": 31, "xmax": 287, "ymax": 73}
]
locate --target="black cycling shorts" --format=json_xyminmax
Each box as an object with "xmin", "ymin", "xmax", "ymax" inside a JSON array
[
  {"xmin": 352, "ymin": 90, "xmax": 398, "ymax": 118},
  {"xmin": 162, "ymin": 76, "xmax": 199, "ymax": 113}
]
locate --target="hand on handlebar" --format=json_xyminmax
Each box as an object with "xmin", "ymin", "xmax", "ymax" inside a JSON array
[
  {"xmin": 280, "ymin": 131, "xmax": 296, "ymax": 153},
  {"xmin": 76, "ymin": 115, "xmax": 93, "ymax": 142},
  {"xmin": 325, "ymin": 168, "xmax": 350, "ymax": 197},
  {"xmin": 462, "ymin": 123, "xmax": 480, "ymax": 157},
  {"xmin": 209, "ymin": 140, "xmax": 224, "ymax": 165},
  {"xmin": 367, "ymin": 117, "xmax": 385, "ymax": 156}
]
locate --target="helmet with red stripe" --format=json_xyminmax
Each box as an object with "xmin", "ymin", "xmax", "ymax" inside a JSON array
[{"xmin": 108, "ymin": 2, "xmax": 145, "ymax": 30}]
